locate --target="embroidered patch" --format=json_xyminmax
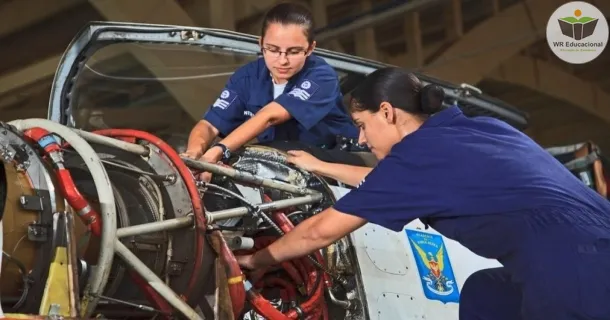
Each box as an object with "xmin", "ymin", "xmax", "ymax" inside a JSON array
[
  {"xmin": 212, "ymin": 89, "xmax": 238, "ymax": 110},
  {"xmin": 405, "ymin": 229, "xmax": 460, "ymax": 304},
  {"xmin": 287, "ymin": 79, "xmax": 320, "ymax": 101}
]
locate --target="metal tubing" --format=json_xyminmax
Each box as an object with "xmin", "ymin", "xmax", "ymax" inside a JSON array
[
  {"xmin": 116, "ymin": 215, "xmax": 194, "ymax": 238},
  {"xmin": 182, "ymin": 157, "xmax": 320, "ymax": 196},
  {"xmin": 114, "ymin": 240, "xmax": 203, "ymax": 320},
  {"xmin": 207, "ymin": 193, "xmax": 324, "ymax": 223},
  {"xmin": 72, "ymin": 128, "xmax": 149, "ymax": 156}
]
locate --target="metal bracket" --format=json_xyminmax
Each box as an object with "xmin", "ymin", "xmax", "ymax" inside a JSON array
[
  {"xmin": 0, "ymin": 141, "xmax": 16, "ymax": 163},
  {"xmin": 28, "ymin": 223, "xmax": 49, "ymax": 242},
  {"xmin": 20, "ymin": 195, "xmax": 44, "ymax": 211},
  {"xmin": 455, "ymin": 83, "xmax": 483, "ymax": 97}
]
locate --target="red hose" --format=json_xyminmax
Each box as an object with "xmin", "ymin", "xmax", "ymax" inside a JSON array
[
  {"xmin": 210, "ymin": 230, "xmax": 246, "ymax": 319},
  {"xmin": 244, "ymin": 195, "xmax": 328, "ymax": 319},
  {"xmin": 92, "ymin": 129, "xmax": 207, "ymax": 303},
  {"xmin": 24, "ymin": 128, "xmax": 103, "ymax": 236},
  {"xmin": 255, "ymin": 277, "xmax": 297, "ymax": 301}
]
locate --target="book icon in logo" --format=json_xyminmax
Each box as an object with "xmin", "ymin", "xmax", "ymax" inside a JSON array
[{"xmin": 558, "ymin": 9, "xmax": 599, "ymax": 40}]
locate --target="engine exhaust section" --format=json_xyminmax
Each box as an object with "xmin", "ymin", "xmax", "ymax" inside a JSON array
[{"xmin": 0, "ymin": 119, "xmax": 366, "ymax": 320}]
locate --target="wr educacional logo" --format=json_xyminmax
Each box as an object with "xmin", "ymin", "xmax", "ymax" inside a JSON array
[
  {"xmin": 557, "ymin": 9, "xmax": 598, "ymax": 40},
  {"xmin": 546, "ymin": 1, "xmax": 608, "ymax": 64}
]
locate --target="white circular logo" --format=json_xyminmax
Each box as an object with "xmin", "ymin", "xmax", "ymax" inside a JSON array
[
  {"xmin": 301, "ymin": 81, "xmax": 311, "ymax": 89},
  {"xmin": 220, "ymin": 90, "xmax": 230, "ymax": 99},
  {"xmin": 546, "ymin": 1, "xmax": 608, "ymax": 64}
]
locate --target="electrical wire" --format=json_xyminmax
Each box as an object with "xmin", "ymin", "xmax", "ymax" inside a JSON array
[{"xmin": 2, "ymin": 251, "xmax": 30, "ymax": 310}]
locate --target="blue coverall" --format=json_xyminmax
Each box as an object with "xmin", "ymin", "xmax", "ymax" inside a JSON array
[
  {"xmin": 334, "ymin": 106, "xmax": 610, "ymax": 320},
  {"xmin": 202, "ymin": 55, "xmax": 359, "ymax": 149}
]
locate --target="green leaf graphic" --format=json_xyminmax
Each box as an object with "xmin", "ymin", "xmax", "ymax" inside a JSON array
[{"xmin": 560, "ymin": 16, "xmax": 596, "ymax": 23}]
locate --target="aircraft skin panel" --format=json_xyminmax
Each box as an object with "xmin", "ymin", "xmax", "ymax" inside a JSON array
[{"xmin": 330, "ymin": 186, "xmax": 502, "ymax": 319}]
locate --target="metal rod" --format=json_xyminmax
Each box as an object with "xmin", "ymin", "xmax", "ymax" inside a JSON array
[
  {"xmin": 114, "ymin": 240, "xmax": 203, "ymax": 320},
  {"xmin": 182, "ymin": 157, "xmax": 320, "ymax": 196},
  {"xmin": 97, "ymin": 295, "xmax": 164, "ymax": 313},
  {"xmin": 116, "ymin": 215, "xmax": 194, "ymax": 238},
  {"xmin": 72, "ymin": 128, "xmax": 149, "ymax": 156},
  {"xmin": 207, "ymin": 193, "xmax": 324, "ymax": 223}
]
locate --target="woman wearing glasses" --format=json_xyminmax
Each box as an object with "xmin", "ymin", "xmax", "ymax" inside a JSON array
[{"xmin": 183, "ymin": 2, "xmax": 359, "ymax": 165}]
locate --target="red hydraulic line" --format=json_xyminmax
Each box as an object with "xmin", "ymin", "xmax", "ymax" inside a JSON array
[
  {"xmin": 92, "ymin": 129, "xmax": 207, "ymax": 302},
  {"xmin": 210, "ymin": 230, "xmax": 246, "ymax": 319},
  {"xmin": 246, "ymin": 290, "xmax": 291, "ymax": 320},
  {"xmin": 24, "ymin": 128, "xmax": 102, "ymax": 236}
]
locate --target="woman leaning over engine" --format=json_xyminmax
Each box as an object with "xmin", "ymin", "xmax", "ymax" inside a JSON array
[{"xmin": 236, "ymin": 66, "xmax": 610, "ymax": 320}]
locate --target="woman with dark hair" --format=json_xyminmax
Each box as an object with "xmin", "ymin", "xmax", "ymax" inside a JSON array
[
  {"xmin": 236, "ymin": 67, "xmax": 610, "ymax": 319},
  {"xmin": 182, "ymin": 2, "xmax": 359, "ymax": 165}
]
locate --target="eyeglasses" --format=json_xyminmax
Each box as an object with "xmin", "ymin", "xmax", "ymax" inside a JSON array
[{"xmin": 261, "ymin": 46, "xmax": 309, "ymax": 59}]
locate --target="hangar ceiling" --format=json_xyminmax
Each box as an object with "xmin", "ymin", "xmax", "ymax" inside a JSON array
[{"xmin": 0, "ymin": 0, "xmax": 608, "ymax": 151}]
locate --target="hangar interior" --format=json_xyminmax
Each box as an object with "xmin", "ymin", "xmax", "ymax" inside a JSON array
[
  {"xmin": 0, "ymin": 0, "xmax": 609, "ymax": 151},
  {"xmin": 0, "ymin": 1, "xmax": 610, "ymax": 320}
]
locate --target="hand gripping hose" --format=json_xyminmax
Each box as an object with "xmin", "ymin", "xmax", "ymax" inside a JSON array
[{"xmin": 241, "ymin": 195, "xmax": 328, "ymax": 319}]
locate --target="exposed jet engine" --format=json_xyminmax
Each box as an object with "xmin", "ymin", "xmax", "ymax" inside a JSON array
[{"xmin": 0, "ymin": 119, "xmax": 366, "ymax": 320}]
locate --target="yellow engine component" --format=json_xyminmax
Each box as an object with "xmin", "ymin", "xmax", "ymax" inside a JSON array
[{"xmin": 1, "ymin": 160, "xmax": 88, "ymax": 318}]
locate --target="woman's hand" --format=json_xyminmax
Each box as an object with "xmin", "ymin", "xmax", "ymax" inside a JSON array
[
  {"xmin": 286, "ymin": 150, "xmax": 323, "ymax": 172},
  {"xmin": 236, "ymin": 254, "xmax": 258, "ymax": 270},
  {"xmin": 196, "ymin": 147, "xmax": 224, "ymax": 182},
  {"xmin": 180, "ymin": 149, "xmax": 202, "ymax": 160}
]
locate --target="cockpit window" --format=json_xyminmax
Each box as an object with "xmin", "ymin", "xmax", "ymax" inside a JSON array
[{"xmin": 72, "ymin": 43, "xmax": 258, "ymax": 137}]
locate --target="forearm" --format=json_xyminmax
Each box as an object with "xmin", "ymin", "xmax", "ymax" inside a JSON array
[
  {"xmin": 252, "ymin": 213, "xmax": 331, "ymax": 267},
  {"xmin": 218, "ymin": 114, "xmax": 271, "ymax": 152},
  {"xmin": 313, "ymin": 162, "xmax": 373, "ymax": 187},
  {"xmin": 186, "ymin": 120, "xmax": 218, "ymax": 154},
  {"xmin": 219, "ymin": 102, "xmax": 289, "ymax": 151}
]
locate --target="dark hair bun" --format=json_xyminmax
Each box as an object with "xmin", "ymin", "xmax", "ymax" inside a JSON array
[{"xmin": 420, "ymin": 84, "xmax": 445, "ymax": 115}]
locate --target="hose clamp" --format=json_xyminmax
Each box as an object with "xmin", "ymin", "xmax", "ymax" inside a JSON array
[{"xmin": 292, "ymin": 305, "xmax": 305, "ymax": 320}]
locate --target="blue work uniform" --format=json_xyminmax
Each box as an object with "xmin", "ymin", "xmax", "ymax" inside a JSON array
[
  {"xmin": 334, "ymin": 106, "xmax": 610, "ymax": 320},
  {"xmin": 202, "ymin": 55, "xmax": 359, "ymax": 149}
]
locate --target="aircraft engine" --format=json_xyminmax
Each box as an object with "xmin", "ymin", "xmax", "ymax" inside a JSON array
[{"xmin": 0, "ymin": 119, "xmax": 366, "ymax": 320}]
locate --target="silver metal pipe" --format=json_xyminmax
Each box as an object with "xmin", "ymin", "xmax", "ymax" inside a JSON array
[
  {"xmin": 116, "ymin": 215, "xmax": 194, "ymax": 238},
  {"xmin": 182, "ymin": 157, "xmax": 319, "ymax": 196},
  {"xmin": 228, "ymin": 236, "xmax": 255, "ymax": 250},
  {"xmin": 114, "ymin": 240, "xmax": 203, "ymax": 320},
  {"xmin": 207, "ymin": 193, "xmax": 324, "ymax": 223},
  {"xmin": 72, "ymin": 128, "xmax": 149, "ymax": 156},
  {"xmin": 327, "ymin": 287, "xmax": 352, "ymax": 310}
]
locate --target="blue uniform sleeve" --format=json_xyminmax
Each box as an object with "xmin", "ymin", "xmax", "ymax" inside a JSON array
[
  {"xmin": 203, "ymin": 76, "xmax": 247, "ymax": 137},
  {"xmin": 274, "ymin": 66, "xmax": 339, "ymax": 130},
  {"xmin": 332, "ymin": 141, "xmax": 451, "ymax": 232}
]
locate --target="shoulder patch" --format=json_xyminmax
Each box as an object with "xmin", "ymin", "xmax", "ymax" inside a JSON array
[
  {"xmin": 212, "ymin": 89, "xmax": 238, "ymax": 110},
  {"xmin": 287, "ymin": 79, "xmax": 320, "ymax": 101}
]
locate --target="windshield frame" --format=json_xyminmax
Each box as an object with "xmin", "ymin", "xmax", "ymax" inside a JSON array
[{"xmin": 48, "ymin": 21, "xmax": 529, "ymax": 129}]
